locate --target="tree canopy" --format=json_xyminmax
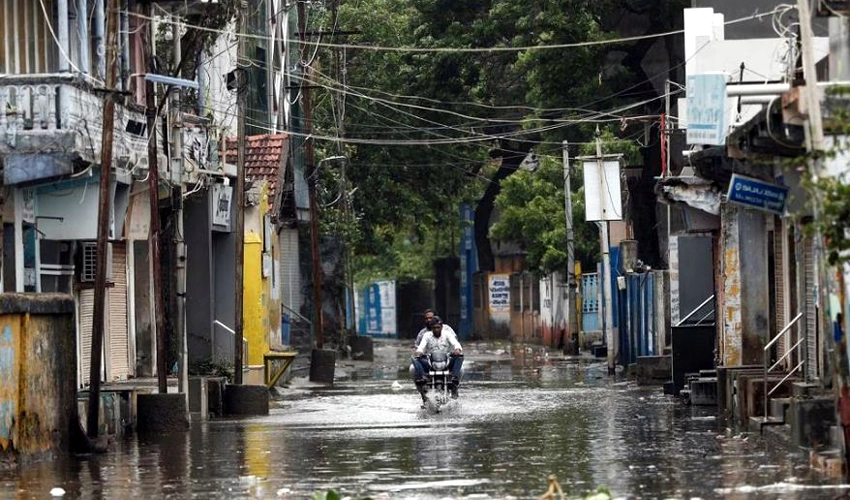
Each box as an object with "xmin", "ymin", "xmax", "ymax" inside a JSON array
[{"xmin": 305, "ymin": 0, "xmax": 680, "ymax": 281}]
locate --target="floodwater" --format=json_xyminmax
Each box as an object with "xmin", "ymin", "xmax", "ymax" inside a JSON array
[{"xmin": 2, "ymin": 341, "xmax": 848, "ymax": 499}]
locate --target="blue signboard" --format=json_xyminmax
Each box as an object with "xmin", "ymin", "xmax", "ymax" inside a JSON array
[
  {"xmin": 458, "ymin": 203, "xmax": 477, "ymax": 340},
  {"xmin": 726, "ymin": 174, "xmax": 788, "ymax": 214},
  {"xmin": 686, "ymin": 73, "xmax": 727, "ymax": 146},
  {"xmin": 355, "ymin": 280, "xmax": 398, "ymax": 338}
]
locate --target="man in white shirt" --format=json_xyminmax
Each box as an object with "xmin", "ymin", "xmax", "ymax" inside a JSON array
[
  {"xmin": 413, "ymin": 316, "xmax": 464, "ymax": 398},
  {"xmin": 413, "ymin": 309, "xmax": 458, "ymax": 349}
]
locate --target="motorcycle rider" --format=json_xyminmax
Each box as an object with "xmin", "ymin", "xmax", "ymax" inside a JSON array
[
  {"xmin": 413, "ymin": 309, "xmax": 436, "ymax": 349},
  {"xmin": 413, "ymin": 309, "xmax": 458, "ymax": 349},
  {"xmin": 414, "ymin": 316, "xmax": 464, "ymax": 399}
]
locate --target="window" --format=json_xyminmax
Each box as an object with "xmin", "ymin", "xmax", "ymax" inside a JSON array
[{"xmin": 81, "ymin": 241, "xmax": 97, "ymax": 282}]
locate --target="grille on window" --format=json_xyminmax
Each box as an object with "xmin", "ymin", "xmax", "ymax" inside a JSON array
[{"xmin": 81, "ymin": 242, "xmax": 97, "ymax": 282}]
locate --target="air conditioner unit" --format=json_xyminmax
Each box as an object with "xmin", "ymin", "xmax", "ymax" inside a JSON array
[{"xmin": 817, "ymin": 0, "xmax": 850, "ymax": 16}]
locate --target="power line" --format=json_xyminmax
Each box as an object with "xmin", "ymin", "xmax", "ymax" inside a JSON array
[{"xmin": 128, "ymin": 7, "xmax": 788, "ymax": 54}]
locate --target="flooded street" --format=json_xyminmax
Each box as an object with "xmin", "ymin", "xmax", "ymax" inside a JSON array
[{"xmin": 2, "ymin": 341, "xmax": 848, "ymax": 499}]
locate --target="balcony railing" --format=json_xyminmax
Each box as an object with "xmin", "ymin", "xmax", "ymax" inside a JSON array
[
  {"xmin": 0, "ymin": 74, "xmax": 64, "ymax": 133},
  {"xmin": 0, "ymin": 73, "xmax": 148, "ymax": 183}
]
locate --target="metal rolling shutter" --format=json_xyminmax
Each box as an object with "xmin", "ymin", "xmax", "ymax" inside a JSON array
[
  {"xmin": 78, "ymin": 288, "xmax": 95, "ymax": 387},
  {"xmin": 774, "ymin": 224, "xmax": 786, "ymax": 356},
  {"xmin": 804, "ymin": 237, "xmax": 817, "ymax": 380},
  {"xmin": 279, "ymin": 229, "xmax": 302, "ymax": 315},
  {"xmin": 108, "ymin": 242, "xmax": 130, "ymax": 380}
]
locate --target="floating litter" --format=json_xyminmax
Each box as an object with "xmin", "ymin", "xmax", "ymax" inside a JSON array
[
  {"xmin": 50, "ymin": 488, "xmax": 66, "ymax": 497},
  {"xmin": 391, "ymin": 381, "xmax": 403, "ymax": 391}
]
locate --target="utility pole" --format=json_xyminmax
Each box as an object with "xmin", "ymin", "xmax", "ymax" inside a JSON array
[
  {"xmin": 87, "ymin": 0, "xmax": 118, "ymax": 439},
  {"xmin": 664, "ymin": 80, "xmax": 672, "ymax": 269},
  {"xmin": 562, "ymin": 141, "xmax": 576, "ymax": 352},
  {"xmin": 596, "ymin": 129, "xmax": 615, "ymax": 374},
  {"xmin": 827, "ymin": 4, "xmax": 850, "ymax": 483},
  {"xmin": 798, "ymin": 0, "xmax": 824, "ymax": 387},
  {"xmin": 145, "ymin": 2, "xmax": 167, "ymax": 395},
  {"xmin": 234, "ymin": 0, "xmax": 248, "ymax": 384},
  {"xmin": 171, "ymin": 9, "xmax": 189, "ymax": 401},
  {"xmin": 298, "ymin": 0, "xmax": 324, "ymax": 349}
]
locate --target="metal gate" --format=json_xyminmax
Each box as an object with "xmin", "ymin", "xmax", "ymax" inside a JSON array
[{"xmin": 581, "ymin": 272, "xmax": 599, "ymax": 332}]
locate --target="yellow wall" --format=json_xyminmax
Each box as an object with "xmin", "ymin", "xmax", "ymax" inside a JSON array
[
  {"xmin": 242, "ymin": 182, "xmax": 281, "ymax": 367},
  {"xmin": 243, "ymin": 233, "xmax": 266, "ymax": 366}
]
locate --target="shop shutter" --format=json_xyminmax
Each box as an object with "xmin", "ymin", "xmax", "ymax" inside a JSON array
[
  {"xmin": 108, "ymin": 242, "xmax": 130, "ymax": 380},
  {"xmin": 774, "ymin": 224, "xmax": 786, "ymax": 356},
  {"xmin": 78, "ymin": 288, "xmax": 95, "ymax": 387},
  {"xmin": 804, "ymin": 237, "xmax": 818, "ymax": 380},
  {"xmin": 279, "ymin": 229, "xmax": 302, "ymax": 315}
]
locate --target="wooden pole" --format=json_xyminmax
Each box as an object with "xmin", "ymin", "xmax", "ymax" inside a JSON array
[
  {"xmin": 298, "ymin": 0, "xmax": 324, "ymax": 348},
  {"xmin": 233, "ymin": 0, "xmax": 247, "ymax": 383},
  {"xmin": 144, "ymin": 3, "xmax": 167, "ymax": 394},
  {"xmin": 87, "ymin": 0, "xmax": 119, "ymax": 439}
]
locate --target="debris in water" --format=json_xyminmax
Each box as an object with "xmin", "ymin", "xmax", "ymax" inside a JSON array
[
  {"xmin": 391, "ymin": 381, "xmax": 403, "ymax": 391},
  {"xmin": 537, "ymin": 474, "xmax": 564, "ymax": 500},
  {"xmin": 50, "ymin": 488, "xmax": 66, "ymax": 497}
]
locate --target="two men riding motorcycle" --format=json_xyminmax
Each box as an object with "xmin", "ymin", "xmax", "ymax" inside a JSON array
[{"xmin": 413, "ymin": 315, "xmax": 464, "ymax": 402}]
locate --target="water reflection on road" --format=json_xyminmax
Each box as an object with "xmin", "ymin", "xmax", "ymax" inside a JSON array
[{"xmin": 1, "ymin": 341, "xmax": 847, "ymax": 499}]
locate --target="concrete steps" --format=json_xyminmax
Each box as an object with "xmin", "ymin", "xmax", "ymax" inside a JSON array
[
  {"xmin": 635, "ymin": 355, "xmax": 671, "ymax": 386},
  {"xmin": 678, "ymin": 370, "xmax": 719, "ymax": 406}
]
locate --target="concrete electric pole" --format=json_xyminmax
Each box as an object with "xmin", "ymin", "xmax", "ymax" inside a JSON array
[
  {"xmin": 562, "ymin": 141, "xmax": 577, "ymax": 353},
  {"xmin": 596, "ymin": 129, "xmax": 615, "ymax": 374}
]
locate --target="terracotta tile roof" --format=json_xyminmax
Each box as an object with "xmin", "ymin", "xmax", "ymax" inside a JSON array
[{"xmin": 223, "ymin": 134, "xmax": 288, "ymax": 197}]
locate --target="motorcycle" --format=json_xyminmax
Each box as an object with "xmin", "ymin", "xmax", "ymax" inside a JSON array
[{"xmin": 417, "ymin": 352, "xmax": 458, "ymax": 413}]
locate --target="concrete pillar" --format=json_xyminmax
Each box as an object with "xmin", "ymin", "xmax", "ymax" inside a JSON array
[
  {"xmin": 0, "ymin": 294, "xmax": 79, "ymax": 457},
  {"xmin": 720, "ymin": 204, "xmax": 769, "ymax": 366},
  {"xmin": 223, "ymin": 384, "xmax": 269, "ymax": 416},
  {"xmin": 185, "ymin": 191, "xmax": 214, "ymax": 366},
  {"xmin": 137, "ymin": 393, "xmax": 189, "ymax": 433}
]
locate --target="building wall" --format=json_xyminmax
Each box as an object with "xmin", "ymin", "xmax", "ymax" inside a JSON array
[
  {"xmin": 243, "ymin": 232, "xmax": 265, "ymax": 365},
  {"xmin": 692, "ymin": 0, "xmax": 829, "ymax": 39},
  {"xmin": 185, "ymin": 189, "xmax": 215, "ymax": 365},
  {"xmin": 539, "ymin": 271, "xmax": 567, "ymax": 348},
  {"xmin": 243, "ymin": 183, "xmax": 277, "ymax": 366},
  {"xmin": 0, "ymin": 294, "xmax": 77, "ymax": 456},
  {"xmin": 720, "ymin": 203, "xmax": 769, "ymax": 366}
]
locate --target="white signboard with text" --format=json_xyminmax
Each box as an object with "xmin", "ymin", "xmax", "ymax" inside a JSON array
[
  {"xmin": 582, "ymin": 160, "xmax": 623, "ymax": 221},
  {"xmin": 686, "ymin": 73, "xmax": 727, "ymax": 146},
  {"xmin": 488, "ymin": 274, "xmax": 511, "ymax": 314}
]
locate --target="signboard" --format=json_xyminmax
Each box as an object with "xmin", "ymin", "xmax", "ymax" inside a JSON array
[
  {"xmin": 458, "ymin": 203, "xmax": 476, "ymax": 339},
  {"xmin": 488, "ymin": 274, "xmax": 511, "ymax": 314},
  {"xmin": 726, "ymin": 174, "xmax": 789, "ymax": 214},
  {"xmin": 212, "ymin": 184, "xmax": 233, "ymax": 228},
  {"xmin": 355, "ymin": 279, "xmax": 397, "ymax": 338},
  {"xmin": 686, "ymin": 73, "xmax": 727, "ymax": 146},
  {"xmin": 582, "ymin": 160, "xmax": 622, "ymax": 221}
]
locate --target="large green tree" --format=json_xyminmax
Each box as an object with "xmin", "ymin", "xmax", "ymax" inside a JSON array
[{"xmin": 307, "ymin": 0, "xmax": 685, "ymax": 280}]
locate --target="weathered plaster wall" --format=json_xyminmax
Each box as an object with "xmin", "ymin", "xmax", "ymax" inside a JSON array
[
  {"xmin": 721, "ymin": 204, "xmax": 769, "ymax": 366},
  {"xmin": 0, "ymin": 294, "xmax": 77, "ymax": 456}
]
